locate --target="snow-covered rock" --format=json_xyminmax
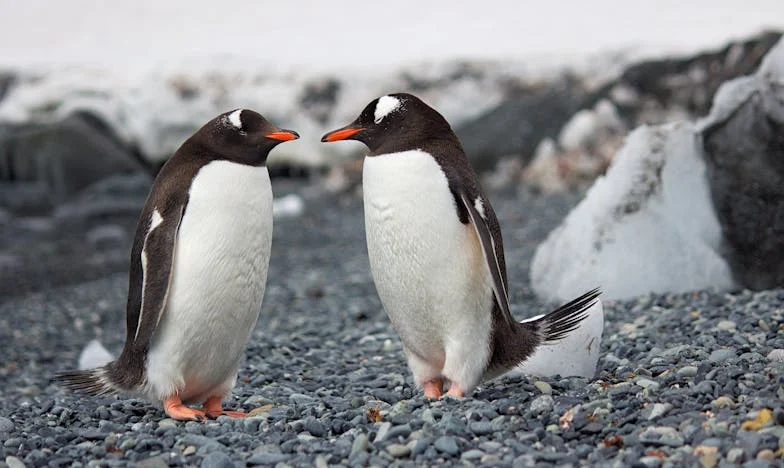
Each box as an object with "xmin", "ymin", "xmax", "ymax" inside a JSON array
[
  {"xmin": 530, "ymin": 122, "xmax": 734, "ymax": 302},
  {"xmin": 508, "ymin": 299, "xmax": 603, "ymax": 379},
  {"xmin": 78, "ymin": 339, "xmax": 113, "ymax": 370}
]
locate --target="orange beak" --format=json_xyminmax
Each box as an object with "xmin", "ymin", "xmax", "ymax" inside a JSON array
[
  {"xmin": 265, "ymin": 130, "xmax": 300, "ymax": 141},
  {"xmin": 321, "ymin": 126, "xmax": 364, "ymax": 142}
]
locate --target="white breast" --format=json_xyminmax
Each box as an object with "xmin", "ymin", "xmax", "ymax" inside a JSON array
[
  {"xmin": 146, "ymin": 160, "xmax": 273, "ymax": 403},
  {"xmin": 362, "ymin": 150, "xmax": 493, "ymax": 367}
]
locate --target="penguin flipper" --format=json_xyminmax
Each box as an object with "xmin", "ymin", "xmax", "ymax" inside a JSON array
[
  {"xmin": 457, "ymin": 191, "xmax": 514, "ymax": 325},
  {"xmin": 129, "ymin": 200, "xmax": 188, "ymax": 349}
]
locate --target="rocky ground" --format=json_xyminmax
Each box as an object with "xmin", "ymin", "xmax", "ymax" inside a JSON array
[{"xmin": 1, "ymin": 179, "xmax": 783, "ymax": 467}]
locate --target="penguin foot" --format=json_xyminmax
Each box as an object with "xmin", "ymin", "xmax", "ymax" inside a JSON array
[
  {"xmin": 446, "ymin": 386, "xmax": 465, "ymax": 398},
  {"xmin": 202, "ymin": 396, "xmax": 248, "ymax": 419},
  {"xmin": 163, "ymin": 396, "xmax": 206, "ymax": 421},
  {"xmin": 423, "ymin": 379, "xmax": 444, "ymax": 399}
]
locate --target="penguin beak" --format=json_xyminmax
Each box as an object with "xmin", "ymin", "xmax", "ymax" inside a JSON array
[
  {"xmin": 265, "ymin": 130, "xmax": 300, "ymax": 141},
  {"xmin": 321, "ymin": 126, "xmax": 364, "ymax": 142}
]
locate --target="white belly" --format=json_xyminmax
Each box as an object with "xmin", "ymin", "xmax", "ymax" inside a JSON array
[
  {"xmin": 363, "ymin": 151, "xmax": 493, "ymax": 365},
  {"xmin": 146, "ymin": 161, "xmax": 273, "ymax": 403}
]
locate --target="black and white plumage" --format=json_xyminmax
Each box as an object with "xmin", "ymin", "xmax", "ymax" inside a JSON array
[
  {"xmin": 322, "ymin": 93, "xmax": 600, "ymax": 398},
  {"xmin": 55, "ymin": 109, "xmax": 299, "ymax": 420}
]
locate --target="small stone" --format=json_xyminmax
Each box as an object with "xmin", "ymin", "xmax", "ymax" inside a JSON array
[
  {"xmin": 246, "ymin": 453, "xmax": 290, "ymax": 465},
  {"xmin": 461, "ymin": 449, "xmax": 484, "ymax": 461},
  {"xmin": 479, "ymin": 441, "xmax": 502, "ymax": 452},
  {"xmin": 314, "ymin": 455, "xmax": 328, "ymax": 468},
  {"xmin": 135, "ymin": 456, "xmax": 169, "ymax": 468},
  {"xmin": 420, "ymin": 409, "xmax": 436, "ymax": 424},
  {"xmin": 305, "ymin": 418, "xmax": 327, "ymax": 437},
  {"xmin": 716, "ymin": 320, "xmax": 736, "ymax": 330},
  {"xmin": 5, "ymin": 456, "xmax": 25, "ymax": 468},
  {"xmin": 408, "ymin": 439, "xmax": 428, "ymax": 456},
  {"xmin": 200, "ymin": 452, "xmax": 234, "ymax": 468},
  {"xmin": 469, "ymin": 421, "xmax": 497, "ymax": 436},
  {"xmin": 375, "ymin": 422, "xmax": 392, "ymax": 442},
  {"xmin": 289, "ymin": 393, "xmax": 316, "ymax": 405},
  {"xmin": 434, "ymin": 436, "xmax": 460, "ymax": 456},
  {"xmin": 0, "ymin": 417, "xmax": 14, "ymax": 432},
  {"xmin": 386, "ymin": 444, "xmax": 411, "ymax": 458},
  {"xmin": 157, "ymin": 418, "xmax": 178, "ymax": 429},
  {"xmin": 183, "ymin": 446, "xmax": 196, "ymax": 456},
  {"xmin": 529, "ymin": 395, "xmax": 554, "ymax": 416},
  {"xmin": 534, "ymin": 381, "xmax": 552, "ymax": 394},
  {"xmin": 708, "ymin": 348, "xmax": 736, "ymax": 363},
  {"xmin": 678, "ymin": 366, "xmax": 699, "ymax": 378},
  {"xmin": 756, "ymin": 449, "xmax": 775, "ymax": 462},
  {"xmin": 648, "ymin": 403, "xmax": 672, "ymax": 420},
  {"xmin": 766, "ymin": 349, "xmax": 784, "ymax": 363},
  {"xmin": 350, "ymin": 434, "xmax": 368, "ymax": 457},
  {"xmin": 726, "ymin": 448, "xmax": 745, "ymax": 464},
  {"xmin": 711, "ymin": 396, "xmax": 735, "ymax": 409},
  {"xmin": 635, "ymin": 378, "xmax": 660, "ymax": 392}
]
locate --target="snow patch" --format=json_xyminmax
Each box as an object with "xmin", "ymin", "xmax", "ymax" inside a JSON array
[
  {"xmin": 78, "ymin": 339, "xmax": 114, "ymax": 370},
  {"xmin": 531, "ymin": 122, "xmax": 733, "ymax": 302},
  {"xmin": 509, "ymin": 299, "xmax": 603, "ymax": 379}
]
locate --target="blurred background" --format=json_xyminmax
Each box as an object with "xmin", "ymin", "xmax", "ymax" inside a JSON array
[{"xmin": 0, "ymin": 0, "xmax": 782, "ymax": 300}]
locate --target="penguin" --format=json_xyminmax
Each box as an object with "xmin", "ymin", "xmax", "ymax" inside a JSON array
[
  {"xmin": 55, "ymin": 109, "xmax": 299, "ymax": 420},
  {"xmin": 321, "ymin": 93, "xmax": 600, "ymax": 398}
]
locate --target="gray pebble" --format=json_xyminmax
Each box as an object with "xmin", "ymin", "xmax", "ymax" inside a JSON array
[
  {"xmin": 386, "ymin": 444, "xmax": 410, "ymax": 458},
  {"xmin": 708, "ymin": 348, "xmax": 736, "ymax": 363},
  {"xmin": 529, "ymin": 395, "xmax": 554, "ymax": 416},
  {"xmin": 0, "ymin": 417, "xmax": 13, "ymax": 432},
  {"xmin": 434, "ymin": 436, "xmax": 460, "ymax": 456},
  {"xmin": 247, "ymin": 452, "xmax": 290, "ymax": 465},
  {"xmin": 469, "ymin": 421, "xmax": 497, "ymax": 436},
  {"xmin": 350, "ymin": 434, "xmax": 368, "ymax": 457},
  {"xmin": 461, "ymin": 449, "xmax": 485, "ymax": 460},
  {"xmin": 766, "ymin": 349, "xmax": 784, "ymax": 363},
  {"xmin": 5, "ymin": 456, "xmax": 25, "ymax": 468},
  {"xmin": 200, "ymin": 452, "xmax": 234, "ymax": 468}
]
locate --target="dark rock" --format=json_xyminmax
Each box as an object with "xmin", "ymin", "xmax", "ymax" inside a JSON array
[
  {"xmin": 200, "ymin": 452, "xmax": 234, "ymax": 468},
  {"xmin": 0, "ymin": 113, "xmax": 144, "ymax": 213},
  {"xmin": 702, "ymin": 58, "xmax": 784, "ymax": 290},
  {"xmin": 455, "ymin": 77, "xmax": 586, "ymax": 171},
  {"xmin": 0, "ymin": 71, "xmax": 15, "ymax": 103}
]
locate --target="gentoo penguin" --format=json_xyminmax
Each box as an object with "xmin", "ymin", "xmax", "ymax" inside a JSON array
[
  {"xmin": 322, "ymin": 93, "xmax": 600, "ymax": 398},
  {"xmin": 55, "ymin": 109, "xmax": 299, "ymax": 420}
]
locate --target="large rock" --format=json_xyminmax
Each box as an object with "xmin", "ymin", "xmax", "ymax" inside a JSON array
[
  {"xmin": 530, "ymin": 122, "xmax": 733, "ymax": 302},
  {"xmin": 699, "ymin": 37, "xmax": 784, "ymax": 290},
  {"xmin": 455, "ymin": 78, "xmax": 586, "ymax": 172},
  {"xmin": 0, "ymin": 113, "xmax": 145, "ymax": 213}
]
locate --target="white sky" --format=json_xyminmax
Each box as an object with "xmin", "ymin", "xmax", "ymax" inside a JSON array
[{"xmin": 0, "ymin": 0, "xmax": 782, "ymax": 72}]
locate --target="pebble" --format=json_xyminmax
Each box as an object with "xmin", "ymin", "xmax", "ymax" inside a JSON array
[
  {"xmin": 529, "ymin": 395, "xmax": 554, "ymax": 416},
  {"xmin": 374, "ymin": 422, "xmax": 392, "ymax": 442},
  {"xmin": 469, "ymin": 421, "xmax": 497, "ymax": 436},
  {"xmin": 726, "ymin": 448, "xmax": 745, "ymax": 464},
  {"xmin": 350, "ymin": 434, "xmax": 368, "ymax": 457},
  {"xmin": 756, "ymin": 449, "xmax": 775, "ymax": 462},
  {"xmin": 157, "ymin": 419, "xmax": 178, "ymax": 429},
  {"xmin": 200, "ymin": 452, "xmax": 234, "ymax": 468},
  {"xmin": 708, "ymin": 348, "xmax": 736, "ymax": 363},
  {"xmin": 648, "ymin": 403, "xmax": 672, "ymax": 420},
  {"xmin": 5, "ymin": 457, "xmax": 25, "ymax": 468},
  {"xmin": 711, "ymin": 396, "xmax": 734, "ymax": 409},
  {"xmin": 534, "ymin": 381, "xmax": 552, "ymax": 394},
  {"xmin": 716, "ymin": 320, "xmax": 736, "ymax": 330},
  {"xmin": 461, "ymin": 449, "xmax": 484, "ymax": 460},
  {"xmin": 766, "ymin": 349, "xmax": 784, "ymax": 363},
  {"xmin": 386, "ymin": 444, "xmax": 410, "ymax": 458},
  {"xmin": 246, "ymin": 452, "xmax": 290, "ymax": 465},
  {"xmin": 0, "ymin": 418, "xmax": 14, "ymax": 433},
  {"xmin": 434, "ymin": 436, "xmax": 460, "ymax": 456}
]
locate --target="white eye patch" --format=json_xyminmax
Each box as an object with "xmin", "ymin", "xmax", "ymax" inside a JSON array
[
  {"xmin": 374, "ymin": 95, "xmax": 402, "ymax": 124},
  {"xmin": 227, "ymin": 109, "xmax": 244, "ymax": 130}
]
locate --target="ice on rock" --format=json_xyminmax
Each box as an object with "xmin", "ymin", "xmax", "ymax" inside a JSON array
[
  {"xmin": 507, "ymin": 298, "xmax": 603, "ymax": 379},
  {"xmin": 531, "ymin": 122, "xmax": 734, "ymax": 302},
  {"xmin": 78, "ymin": 339, "xmax": 114, "ymax": 370}
]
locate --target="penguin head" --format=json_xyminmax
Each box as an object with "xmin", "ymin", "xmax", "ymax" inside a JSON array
[
  {"xmin": 195, "ymin": 109, "xmax": 299, "ymax": 165},
  {"xmin": 321, "ymin": 93, "xmax": 454, "ymax": 154}
]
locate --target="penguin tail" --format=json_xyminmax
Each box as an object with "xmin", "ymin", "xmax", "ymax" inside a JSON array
[
  {"xmin": 53, "ymin": 365, "xmax": 121, "ymax": 397},
  {"xmin": 530, "ymin": 287, "xmax": 601, "ymax": 343}
]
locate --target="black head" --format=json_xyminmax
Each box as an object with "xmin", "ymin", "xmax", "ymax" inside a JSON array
[
  {"xmin": 188, "ymin": 109, "xmax": 299, "ymax": 166},
  {"xmin": 320, "ymin": 93, "xmax": 456, "ymax": 154}
]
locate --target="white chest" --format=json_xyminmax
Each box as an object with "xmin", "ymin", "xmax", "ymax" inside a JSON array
[
  {"xmin": 362, "ymin": 151, "xmax": 492, "ymax": 358},
  {"xmin": 146, "ymin": 160, "xmax": 273, "ymax": 401}
]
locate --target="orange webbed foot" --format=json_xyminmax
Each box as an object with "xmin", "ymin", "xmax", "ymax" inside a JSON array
[
  {"xmin": 446, "ymin": 385, "xmax": 465, "ymax": 398},
  {"xmin": 164, "ymin": 396, "xmax": 206, "ymax": 421},
  {"xmin": 423, "ymin": 379, "xmax": 444, "ymax": 399},
  {"xmin": 202, "ymin": 396, "xmax": 248, "ymax": 419}
]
